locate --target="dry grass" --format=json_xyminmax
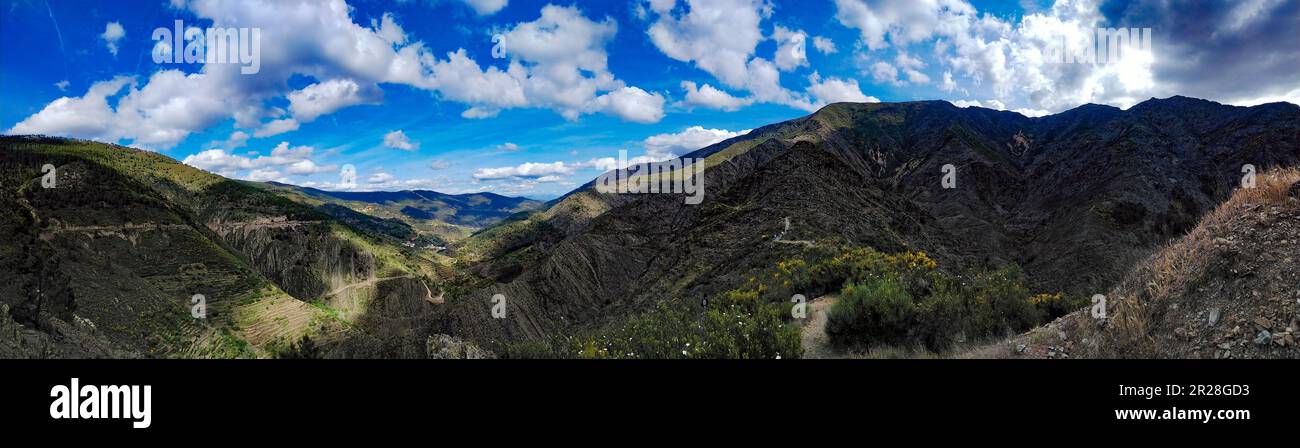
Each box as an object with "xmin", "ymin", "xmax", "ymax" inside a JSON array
[
  {"xmin": 852, "ymin": 343, "xmax": 942, "ymax": 359},
  {"xmin": 1099, "ymin": 168, "xmax": 1300, "ymax": 357}
]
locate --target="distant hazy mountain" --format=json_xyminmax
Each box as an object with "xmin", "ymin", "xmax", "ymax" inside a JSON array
[{"xmin": 261, "ymin": 183, "xmax": 545, "ymax": 243}]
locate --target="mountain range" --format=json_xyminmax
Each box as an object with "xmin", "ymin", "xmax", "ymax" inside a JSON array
[
  {"xmin": 2, "ymin": 95, "xmax": 1298, "ymax": 358},
  {"xmin": 441, "ymin": 96, "xmax": 1300, "ymax": 348},
  {"xmin": 260, "ymin": 182, "xmax": 545, "ymax": 244}
]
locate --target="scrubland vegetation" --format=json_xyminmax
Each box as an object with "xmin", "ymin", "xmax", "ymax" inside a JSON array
[{"xmin": 498, "ymin": 247, "xmax": 1084, "ymax": 358}]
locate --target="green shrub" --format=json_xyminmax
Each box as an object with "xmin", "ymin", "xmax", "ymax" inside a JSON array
[
  {"xmin": 826, "ymin": 277, "xmax": 915, "ymax": 344},
  {"xmin": 825, "ymin": 265, "xmax": 1046, "ymax": 351},
  {"xmin": 965, "ymin": 267, "xmax": 1043, "ymax": 338},
  {"xmin": 509, "ymin": 246, "xmax": 1078, "ymax": 358}
]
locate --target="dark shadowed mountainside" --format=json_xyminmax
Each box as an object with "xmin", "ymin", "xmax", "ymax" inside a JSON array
[
  {"xmin": 443, "ymin": 96, "xmax": 1300, "ymax": 346},
  {"xmin": 977, "ymin": 168, "xmax": 1300, "ymax": 359}
]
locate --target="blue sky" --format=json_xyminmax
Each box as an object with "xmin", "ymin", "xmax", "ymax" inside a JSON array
[{"xmin": 3, "ymin": 0, "xmax": 1297, "ymax": 199}]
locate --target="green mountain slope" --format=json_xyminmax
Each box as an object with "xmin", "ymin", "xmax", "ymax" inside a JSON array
[{"xmin": 0, "ymin": 137, "xmax": 445, "ymax": 358}]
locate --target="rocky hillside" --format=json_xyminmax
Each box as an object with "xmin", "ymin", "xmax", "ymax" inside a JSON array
[
  {"xmin": 0, "ymin": 137, "xmax": 446, "ymax": 358},
  {"xmin": 447, "ymin": 96, "xmax": 1300, "ymax": 345},
  {"xmin": 991, "ymin": 168, "xmax": 1300, "ymax": 359}
]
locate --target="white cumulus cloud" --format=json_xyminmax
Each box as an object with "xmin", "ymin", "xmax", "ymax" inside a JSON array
[
  {"xmin": 807, "ymin": 72, "xmax": 879, "ymax": 106},
  {"xmin": 680, "ymin": 81, "xmax": 753, "ymax": 111},
  {"xmin": 643, "ymin": 126, "xmax": 751, "ymax": 158},
  {"xmin": 474, "ymin": 161, "xmax": 575, "ymax": 180},
  {"xmin": 9, "ymin": 0, "xmax": 662, "ymax": 150},
  {"xmin": 288, "ymin": 78, "xmax": 378, "ymax": 123},
  {"xmin": 646, "ymin": 0, "xmax": 813, "ymax": 111},
  {"xmin": 182, "ymin": 141, "xmax": 335, "ymax": 179},
  {"xmin": 383, "ymin": 130, "xmax": 419, "ymax": 151},
  {"xmin": 812, "ymin": 36, "xmax": 837, "ymax": 55},
  {"xmin": 101, "ymin": 22, "xmax": 125, "ymax": 56},
  {"xmin": 772, "ymin": 26, "xmax": 808, "ymax": 71}
]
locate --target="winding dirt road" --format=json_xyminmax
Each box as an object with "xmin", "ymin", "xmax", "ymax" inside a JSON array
[
  {"xmin": 800, "ymin": 296, "xmax": 841, "ymax": 359},
  {"xmin": 320, "ymin": 274, "xmax": 443, "ymax": 305}
]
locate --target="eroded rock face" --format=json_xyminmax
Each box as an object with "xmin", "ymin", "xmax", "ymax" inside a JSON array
[
  {"xmin": 212, "ymin": 219, "xmax": 377, "ymax": 301},
  {"xmin": 0, "ymin": 304, "xmax": 129, "ymax": 359}
]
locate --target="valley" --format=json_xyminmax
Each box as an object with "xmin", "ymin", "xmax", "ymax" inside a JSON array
[{"xmin": 3, "ymin": 96, "xmax": 1299, "ymax": 359}]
